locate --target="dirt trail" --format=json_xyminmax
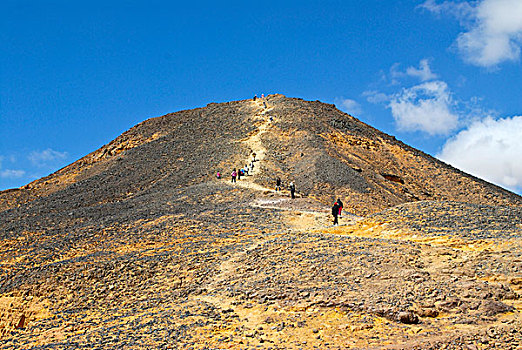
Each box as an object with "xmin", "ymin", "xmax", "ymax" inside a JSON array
[
  {"xmin": 228, "ymin": 99, "xmax": 361, "ymax": 232},
  {"xmin": 234, "ymin": 101, "xmax": 324, "ymax": 219},
  {"xmin": 236, "ymin": 101, "xmax": 273, "ymax": 189},
  {"xmin": 225, "ymin": 101, "xmax": 279, "ymax": 193}
]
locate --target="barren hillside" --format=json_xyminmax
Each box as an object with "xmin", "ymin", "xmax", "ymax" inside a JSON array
[{"xmin": 1, "ymin": 95, "xmax": 520, "ymax": 349}]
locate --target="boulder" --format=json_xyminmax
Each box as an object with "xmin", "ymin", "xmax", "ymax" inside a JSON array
[{"xmin": 397, "ymin": 311, "xmax": 419, "ymax": 324}]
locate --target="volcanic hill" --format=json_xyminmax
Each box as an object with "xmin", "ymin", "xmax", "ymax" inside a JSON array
[{"xmin": 1, "ymin": 94, "xmax": 521, "ymax": 349}]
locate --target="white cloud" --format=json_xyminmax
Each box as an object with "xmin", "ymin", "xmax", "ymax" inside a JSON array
[
  {"xmin": 406, "ymin": 59, "xmax": 438, "ymax": 81},
  {"xmin": 389, "ymin": 63, "xmax": 405, "ymax": 84},
  {"xmin": 28, "ymin": 148, "xmax": 68, "ymax": 167},
  {"xmin": 0, "ymin": 169, "xmax": 26, "ymax": 179},
  {"xmin": 422, "ymin": 0, "xmax": 522, "ymax": 67},
  {"xmin": 367, "ymin": 61, "xmax": 490, "ymax": 137},
  {"xmin": 387, "ymin": 59, "xmax": 438, "ymax": 85},
  {"xmin": 438, "ymin": 116, "xmax": 522, "ymax": 191},
  {"xmin": 388, "ymin": 81, "xmax": 460, "ymax": 135},
  {"xmin": 0, "ymin": 155, "xmax": 26, "ymax": 179},
  {"xmin": 335, "ymin": 98, "xmax": 363, "ymax": 115},
  {"xmin": 420, "ymin": 0, "xmax": 474, "ymax": 19},
  {"xmin": 363, "ymin": 90, "xmax": 389, "ymax": 104}
]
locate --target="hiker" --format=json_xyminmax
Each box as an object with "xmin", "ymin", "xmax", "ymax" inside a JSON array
[
  {"xmin": 269, "ymin": 116, "xmax": 273, "ymax": 122},
  {"xmin": 237, "ymin": 167, "xmax": 241, "ymax": 180},
  {"xmin": 216, "ymin": 171, "xmax": 221, "ymax": 179},
  {"xmin": 332, "ymin": 201, "xmax": 340, "ymax": 225},
  {"xmin": 261, "ymin": 93, "xmax": 264, "ymax": 99},
  {"xmin": 244, "ymin": 165, "xmax": 249, "ymax": 175},
  {"xmin": 250, "ymin": 161, "xmax": 254, "ymax": 170},
  {"xmin": 337, "ymin": 198, "xmax": 344, "ymax": 218},
  {"xmin": 231, "ymin": 169, "xmax": 237, "ymax": 183},
  {"xmin": 263, "ymin": 101, "xmax": 267, "ymax": 108},
  {"xmin": 253, "ymin": 94, "xmax": 257, "ymax": 101},
  {"xmin": 252, "ymin": 152, "xmax": 257, "ymax": 162},
  {"xmin": 275, "ymin": 177, "xmax": 281, "ymax": 191},
  {"xmin": 289, "ymin": 182, "xmax": 296, "ymax": 199}
]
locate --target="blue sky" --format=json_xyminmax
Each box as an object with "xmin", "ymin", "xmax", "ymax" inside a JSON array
[{"xmin": 1, "ymin": 0, "xmax": 521, "ymax": 193}]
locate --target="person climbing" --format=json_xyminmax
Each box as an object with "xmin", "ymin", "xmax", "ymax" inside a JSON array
[
  {"xmin": 216, "ymin": 171, "xmax": 221, "ymax": 179},
  {"xmin": 263, "ymin": 101, "xmax": 267, "ymax": 108},
  {"xmin": 252, "ymin": 152, "xmax": 257, "ymax": 162},
  {"xmin": 332, "ymin": 201, "xmax": 340, "ymax": 225},
  {"xmin": 337, "ymin": 198, "xmax": 344, "ymax": 218},
  {"xmin": 275, "ymin": 177, "xmax": 281, "ymax": 191},
  {"xmin": 231, "ymin": 169, "xmax": 237, "ymax": 183},
  {"xmin": 289, "ymin": 182, "xmax": 296, "ymax": 199}
]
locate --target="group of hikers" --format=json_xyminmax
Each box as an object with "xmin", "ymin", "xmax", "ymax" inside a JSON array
[
  {"xmin": 215, "ymin": 151, "xmax": 300, "ymax": 200},
  {"xmin": 215, "ymin": 153, "xmax": 258, "ymax": 183},
  {"xmin": 229, "ymin": 164, "xmax": 254, "ymax": 182},
  {"xmin": 218, "ymin": 162, "xmax": 345, "ymax": 225},
  {"xmin": 218, "ymin": 94, "xmax": 346, "ymax": 225},
  {"xmin": 253, "ymin": 93, "xmax": 268, "ymax": 109},
  {"xmin": 232, "ymin": 152, "xmax": 256, "ymax": 183}
]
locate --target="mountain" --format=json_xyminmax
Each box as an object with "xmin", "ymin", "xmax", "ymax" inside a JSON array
[{"xmin": 1, "ymin": 95, "xmax": 520, "ymax": 349}]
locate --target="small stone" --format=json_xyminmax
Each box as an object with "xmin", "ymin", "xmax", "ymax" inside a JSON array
[{"xmin": 15, "ymin": 315, "xmax": 26, "ymax": 329}]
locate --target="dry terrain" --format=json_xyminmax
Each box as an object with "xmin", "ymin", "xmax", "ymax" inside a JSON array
[{"xmin": 1, "ymin": 95, "xmax": 520, "ymax": 349}]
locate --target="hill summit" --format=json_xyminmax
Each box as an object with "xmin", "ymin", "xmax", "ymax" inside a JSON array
[
  {"xmin": 2, "ymin": 94, "xmax": 520, "ymax": 214},
  {"xmin": 1, "ymin": 95, "xmax": 521, "ymax": 349}
]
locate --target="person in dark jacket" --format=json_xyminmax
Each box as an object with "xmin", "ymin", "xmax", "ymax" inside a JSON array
[
  {"xmin": 332, "ymin": 201, "xmax": 340, "ymax": 225},
  {"xmin": 337, "ymin": 198, "xmax": 344, "ymax": 218},
  {"xmin": 289, "ymin": 182, "xmax": 296, "ymax": 199},
  {"xmin": 275, "ymin": 177, "xmax": 281, "ymax": 191}
]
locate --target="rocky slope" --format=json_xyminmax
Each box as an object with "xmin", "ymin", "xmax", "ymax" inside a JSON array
[{"xmin": 0, "ymin": 95, "xmax": 520, "ymax": 349}]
